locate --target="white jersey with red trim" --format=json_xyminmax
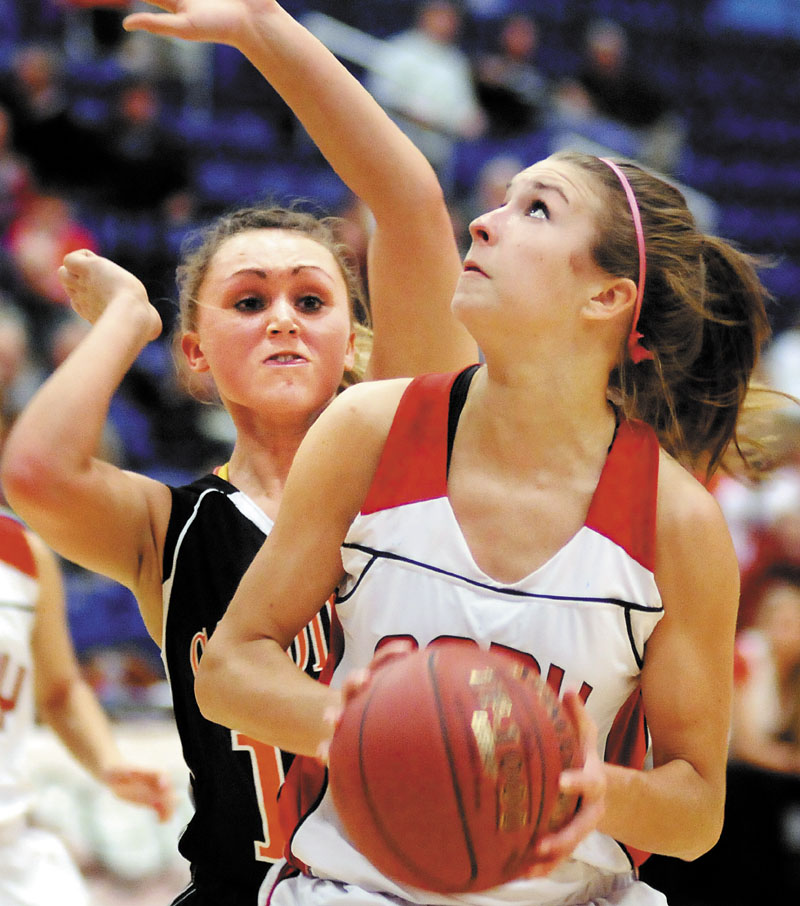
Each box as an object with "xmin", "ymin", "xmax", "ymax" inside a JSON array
[
  {"xmin": 282, "ymin": 369, "xmax": 665, "ymax": 906},
  {"xmin": 0, "ymin": 512, "xmax": 38, "ymax": 829}
]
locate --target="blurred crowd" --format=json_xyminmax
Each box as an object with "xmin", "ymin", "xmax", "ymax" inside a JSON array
[{"xmin": 0, "ymin": 0, "xmax": 800, "ymax": 896}]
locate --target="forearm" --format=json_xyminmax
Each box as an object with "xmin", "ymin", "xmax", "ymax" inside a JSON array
[
  {"xmin": 2, "ymin": 297, "xmax": 153, "ymax": 503},
  {"xmin": 196, "ymin": 634, "xmax": 341, "ymax": 757},
  {"xmin": 39, "ymin": 677, "xmax": 123, "ymax": 783},
  {"xmin": 600, "ymin": 759, "xmax": 725, "ymax": 861}
]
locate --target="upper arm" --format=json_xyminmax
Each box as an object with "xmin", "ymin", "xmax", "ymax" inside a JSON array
[
  {"xmin": 643, "ymin": 458, "xmax": 739, "ymax": 797},
  {"xmin": 213, "ymin": 380, "xmax": 406, "ymax": 652},
  {"xmin": 5, "ymin": 457, "xmax": 171, "ymax": 641},
  {"xmin": 365, "ymin": 176, "xmax": 478, "ymax": 380}
]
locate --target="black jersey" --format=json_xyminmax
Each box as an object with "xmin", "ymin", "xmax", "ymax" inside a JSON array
[{"xmin": 162, "ymin": 473, "xmax": 331, "ymax": 905}]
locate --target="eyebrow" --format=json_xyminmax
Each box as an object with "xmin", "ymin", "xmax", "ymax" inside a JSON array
[
  {"xmin": 228, "ymin": 265, "xmax": 335, "ymax": 282},
  {"xmin": 530, "ymin": 180, "xmax": 569, "ymax": 205}
]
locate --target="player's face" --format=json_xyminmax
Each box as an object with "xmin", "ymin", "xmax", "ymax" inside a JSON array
[
  {"xmin": 453, "ymin": 158, "xmax": 609, "ymax": 348},
  {"xmin": 182, "ymin": 229, "xmax": 355, "ymax": 425}
]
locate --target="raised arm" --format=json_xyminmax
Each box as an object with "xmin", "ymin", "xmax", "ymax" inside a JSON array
[
  {"xmin": 598, "ymin": 455, "xmax": 739, "ymax": 860},
  {"xmin": 123, "ymin": 0, "xmax": 478, "ymax": 377},
  {"xmin": 195, "ymin": 378, "xmax": 407, "ymax": 752},
  {"xmin": 28, "ymin": 529, "xmax": 174, "ymax": 820},
  {"xmin": 0, "ymin": 251, "xmax": 172, "ymax": 640}
]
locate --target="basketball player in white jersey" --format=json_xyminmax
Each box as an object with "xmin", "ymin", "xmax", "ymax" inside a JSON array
[
  {"xmin": 0, "ymin": 2, "xmax": 478, "ymax": 902},
  {"xmin": 0, "ymin": 510, "xmax": 173, "ymax": 906},
  {"xmin": 196, "ymin": 152, "xmax": 774, "ymax": 905}
]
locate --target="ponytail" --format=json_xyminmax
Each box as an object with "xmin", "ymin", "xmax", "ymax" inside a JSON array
[{"xmin": 551, "ymin": 151, "xmax": 775, "ymax": 478}]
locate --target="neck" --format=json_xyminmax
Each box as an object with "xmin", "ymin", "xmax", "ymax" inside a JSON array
[
  {"xmin": 466, "ymin": 358, "xmax": 616, "ymax": 471},
  {"xmin": 221, "ymin": 412, "xmax": 314, "ymax": 518}
]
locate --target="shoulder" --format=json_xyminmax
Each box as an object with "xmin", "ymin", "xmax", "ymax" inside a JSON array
[
  {"xmin": 293, "ymin": 379, "xmax": 413, "ymax": 493},
  {"xmin": 323, "ymin": 378, "xmax": 413, "ymax": 436},
  {"xmin": 655, "ymin": 451, "xmax": 739, "ymax": 600},
  {"xmin": 656, "ymin": 452, "xmax": 731, "ymax": 540}
]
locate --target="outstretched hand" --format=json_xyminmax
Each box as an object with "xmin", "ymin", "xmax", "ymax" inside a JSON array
[
  {"xmin": 123, "ymin": 0, "xmax": 276, "ymax": 50},
  {"xmin": 524, "ymin": 690, "xmax": 607, "ymax": 877},
  {"xmin": 102, "ymin": 764, "xmax": 176, "ymax": 823},
  {"xmin": 59, "ymin": 249, "xmax": 162, "ymax": 341}
]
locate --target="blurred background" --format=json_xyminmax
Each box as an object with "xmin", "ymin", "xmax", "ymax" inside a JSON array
[{"xmin": 1, "ymin": 1, "xmax": 799, "ymax": 902}]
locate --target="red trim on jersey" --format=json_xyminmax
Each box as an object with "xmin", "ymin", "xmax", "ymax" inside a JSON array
[
  {"xmin": 585, "ymin": 419, "xmax": 659, "ymax": 572},
  {"xmin": 604, "ymin": 686, "xmax": 651, "ymax": 867},
  {"xmin": 0, "ymin": 514, "xmax": 36, "ymax": 578},
  {"xmin": 358, "ymin": 373, "xmax": 659, "ymax": 574},
  {"xmin": 277, "ymin": 598, "xmax": 342, "ymax": 869},
  {"xmin": 360, "ymin": 371, "xmax": 456, "ymax": 515}
]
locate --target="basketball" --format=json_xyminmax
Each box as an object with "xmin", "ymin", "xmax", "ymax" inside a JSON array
[{"xmin": 327, "ymin": 643, "xmax": 581, "ymax": 893}]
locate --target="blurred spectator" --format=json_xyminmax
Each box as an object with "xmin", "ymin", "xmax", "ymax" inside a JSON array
[
  {"xmin": 57, "ymin": 0, "xmax": 132, "ymax": 56},
  {"xmin": 0, "ymin": 105, "xmax": 35, "ymax": 234},
  {"xmin": 100, "ymin": 76, "xmax": 191, "ymax": 215},
  {"xmin": 473, "ymin": 13, "xmax": 550, "ymax": 138},
  {"xmin": 553, "ymin": 19, "xmax": 686, "ymax": 173},
  {"xmin": 0, "ymin": 303, "xmax": 45, "ymax": 422},
  {"xmin": 366, "ymin": 0, "xmax": 486, "ymax": 187},
  {"xmin": 2, "ymin": 190, "xmax": 99, "ymax": 348},
  {"xmin": 0, "ymin": 43, "xmax": 109, "ymax": 194},
  {"xmin": 731, "ymin": 563, "xmax": 800, "ymax": 774}
]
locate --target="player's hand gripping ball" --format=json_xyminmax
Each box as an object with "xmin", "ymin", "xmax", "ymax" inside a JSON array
[{"xmin": 328, "ymin": 643, "xmax": 580, "ymax": 893}]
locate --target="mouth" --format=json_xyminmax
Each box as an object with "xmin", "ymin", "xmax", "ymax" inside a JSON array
[
  {"xmin": 264, "ymin": 352, "xmax": 308, "ymax": 365},
  {"xmin": 462, "ymin": 259, "xmax": 487, "ymax": 277}
]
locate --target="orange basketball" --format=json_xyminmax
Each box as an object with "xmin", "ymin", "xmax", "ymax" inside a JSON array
[{"xmin": 328, "ymin": 643, "xmax": 580, "ymax": 893}]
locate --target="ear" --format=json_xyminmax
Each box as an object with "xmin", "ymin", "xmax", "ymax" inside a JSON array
[
  {"xmin": 180, "ymin": 331, "xmax": 210, "ymax": 373},
  {"xmin": 583, "ymin": 276, "xmax": 637, "ymax": 323},
  {"xmin": 343, "ymin": 329, "xmax": 356, "ymax": 372}
]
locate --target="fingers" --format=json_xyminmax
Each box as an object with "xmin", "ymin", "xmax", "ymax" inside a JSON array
[
  {"xmin": 104, "ymin": 767, "xmax": 177, "ymax": 822},
  {"xmin": 318, "ymin": 645, "xmax": 416, "ymax": 765},
  {"xmin": 371, "ymin": 639, "xmax": 415, "ymax": 671},
  {"xmin": 59, "ymin": 250, "xmax": 96, "ymax": 301},
  {"xmin": 523, "ymin": 690, "xmax": 607, "ymax": 877},
  {"xmin": 316, "ymin": 702, "xmax": 342, "ymax": 765},
  {"xmin": 561, "ymin": 689, "xmax": 598, "ymax": 762},
  {"xmin": 61, "ymin": 248, "xmax": 97, "ymax": 271},
  {"xmin": 123, "ymin": 10, "xmax": 189, "ymax": 39}
]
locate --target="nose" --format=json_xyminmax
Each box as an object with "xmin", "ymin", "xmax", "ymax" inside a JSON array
[
  {"xmin": 267, "ymin": 298, "xmax": 298, "ymax": 335},
  {"xmin": 468, "ymin": 208, "xmax": 498, "ymax": 244}
]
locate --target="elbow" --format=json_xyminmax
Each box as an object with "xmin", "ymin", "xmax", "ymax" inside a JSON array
[
  {"xmin": 676, "ymin": 799, "xmax": 725, "ymax": 862},
  {"xmin": 194, "ymin": 641, "xmax": 232, "ymax": 728},
  {"xmin": 36, "ymin": 674, "xmax": 77, "ymax": 727},
  {"xmin": 1, "ymin": 444, "xmax": 53, "ymax": 516}
]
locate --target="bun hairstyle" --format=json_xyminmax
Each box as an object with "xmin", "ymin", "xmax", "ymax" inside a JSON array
[{"xmin": 552, "ymin": 151, "xmax": 773, "ymax": 477}]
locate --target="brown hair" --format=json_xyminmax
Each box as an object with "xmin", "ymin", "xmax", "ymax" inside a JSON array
[
  {"xmin": 552, "ymin": 151, "xmax": 774, "ymax": 477},
  {"xmin": 173, "ymin": 204, "xmax": 371, "ymax": 398}
]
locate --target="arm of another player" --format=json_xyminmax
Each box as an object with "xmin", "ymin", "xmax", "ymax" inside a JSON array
[
  {"xmin": 123, "ymin": 0, "xmax": 478, "ymax": 378},
  {"xmin": 597, "ymin": 455, "xmax": 739, "ymax": 860},
  {"xmin": 195, "ymin": 379, "xmax": 408, "ymax": 755},
  {"xmin": 28, "ymin": 530, "xmax": 174, "ymax": 821},
  {"xmin": 0, "ymin": 251, "xmax": 173, "ymax": 641}
]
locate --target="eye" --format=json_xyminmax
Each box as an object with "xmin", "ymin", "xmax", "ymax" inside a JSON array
[
  {"xmin": 527, "ymin": 200, "xmax": 549, "ymax": 220},
  {"xmin": 296, "ymin": 294, "xmax": 324, "ymax": 313},
  {"xmin": 234, "ymin": 295, "xmax": 265, "ymax": 313}
]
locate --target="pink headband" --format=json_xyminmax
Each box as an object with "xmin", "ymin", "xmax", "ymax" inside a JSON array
[{"xmin": 599, "ymin": 157, "xmax": 654, "ymax": 363}]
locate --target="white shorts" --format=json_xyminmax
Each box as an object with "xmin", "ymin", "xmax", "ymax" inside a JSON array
[
  {"xmin": 0, "ymin": 822, "xmax": 90, "ymax": 906},
  {"xmin": 264, "ymin": 870, "xmax": 668, "ymax": 906}
]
